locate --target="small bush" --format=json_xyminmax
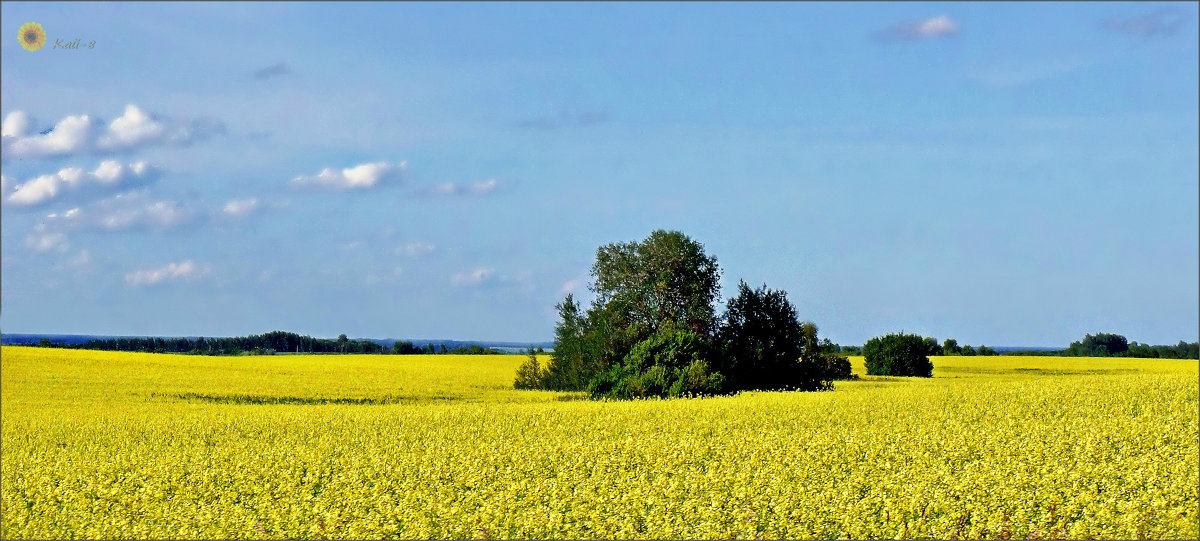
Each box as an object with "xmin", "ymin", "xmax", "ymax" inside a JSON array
[
  {"xmin": 863, "ymin": 333, "xmax": 933, "ymax": 377},
  {"xmin": 513, "ymin": 348, "xmax": 545, "ymax": 390}
]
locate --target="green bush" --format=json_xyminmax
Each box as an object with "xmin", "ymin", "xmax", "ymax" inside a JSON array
[
  {"xmin": 513, "ymin": 348, "xmax": 545, "ymax": 390},
  {"xmin": 863, "ymin": 333, "xmax": 933, "ymax": 377},
  {"xmin": 587, "ymin": 324, "xmax": 722, "ymax": 399}
]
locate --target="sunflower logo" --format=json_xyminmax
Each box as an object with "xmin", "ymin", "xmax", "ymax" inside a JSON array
[{"xmin": 19, "ymin": 22, "xmax": 46, "ymax": 51}]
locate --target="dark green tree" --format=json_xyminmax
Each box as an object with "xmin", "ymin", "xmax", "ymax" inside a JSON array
[
  {"xmin": 863, "ymin": 333, "xmax": 934, "ymax": 377},
  {"xmin": 714, "ymin": 281, "xmax": 833, "ymax": 392},
  {"xmin": 942, "ymin": 338, "xmax": 960, "ymax": 355}
]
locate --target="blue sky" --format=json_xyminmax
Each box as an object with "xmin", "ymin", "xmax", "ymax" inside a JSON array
[{"xmin": 2, "ymin": 2, "xmax": 1197, "ymax": 346}]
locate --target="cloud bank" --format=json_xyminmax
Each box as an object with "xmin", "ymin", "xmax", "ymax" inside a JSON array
[
  {"xmin": 1, "ymin": 105, "xmax": 224, "ymax": 159},
  {"xmin": 1, "ymin": 160, "xmax": 161, "ymax": 208}
]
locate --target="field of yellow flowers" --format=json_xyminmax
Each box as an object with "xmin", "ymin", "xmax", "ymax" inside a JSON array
[{"xmin": 1, "ymin": 346, "xmax": 1196, "ymax": 539}]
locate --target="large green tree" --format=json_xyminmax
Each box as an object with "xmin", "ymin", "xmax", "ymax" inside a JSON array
[
  {"xmin": 591, "ymin": 229, "xmax": 722, "ymax": 336},
  {"xmin": 539, "ymin": 230, "xmax": 723, "ymax": 395}
]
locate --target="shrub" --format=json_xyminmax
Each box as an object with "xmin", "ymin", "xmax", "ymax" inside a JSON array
[
  {"xmin": 513, "ymin": 348, "xmax": 545, "ymax": 390},
  {"xmin": 587, "ymin": 323, "xmax": 723, "ymax": 399},
  {"xmin": 863, "ymin": 333, "xmax": 933, "ymax": 377},
  {"xmin": 813, "ymin": 354, "xmax": 855, "ymax": 380}
]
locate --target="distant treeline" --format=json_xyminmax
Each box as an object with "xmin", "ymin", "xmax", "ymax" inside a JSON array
[
  {"xmin": 835, "ymin": 332, "xmax": 1198, "ymax": 360},
  {"xmin": 25, "ymin": 330, "xmax": 506, "ymax": 356},
  {"xmin": 1009, "ymin": 333, "xmax": 1198, "ymax": 359}
]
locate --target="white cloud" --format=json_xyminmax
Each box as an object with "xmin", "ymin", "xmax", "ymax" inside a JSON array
[
  {"xmin": 2, "ymin": 110, "xmax": 32, "ymax": 137},
  {"xmin": 1, "ymin": 160, "xmax": 160, "ymax": 208},
  {"xmin": 914, "ymin": 15, "xmax": 959, "ymax": 37},
  {"xmin": 875, "ymin": 15, "xmax": 960, "ymax": 41},
  {"xmin": 1, "ymin": 105, "xmax": 223, "ymax": 159},
  {"xmin": 397, "ymin": 242, "xmax": 436, "ymax": 257},
  {"xmin": 97, "ymin": 105, "xmax": 167, "ymax": 150},
  {"xmin": 291, "ymin": 161, "xmax": 405, "ymax": 190},
  {"xmin": 451, "ymin": 267, "xmax": 496, "ymax": 287},
  {"xmin": 222, "ymin": 197, "xmax": 261, "ymax": 218},
  {"xmin": 340, "ymin": 240, "xmax": 365, "ymax": 251},
  {"xmin": 124, "ymin": 260, "xmax": 210, "ymax": 287},
  {"xmin": 3, "ymin": 113, "xmax": 94, "ymax": 158}
]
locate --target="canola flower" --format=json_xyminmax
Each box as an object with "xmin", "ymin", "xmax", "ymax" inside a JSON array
[
  {"xmin": 1, "ymin": 346, "xmax": 1196, "ymax": 539},
  {"xmin": 18, "ymin": 22, "xmax": 45, "ymax": 51}
]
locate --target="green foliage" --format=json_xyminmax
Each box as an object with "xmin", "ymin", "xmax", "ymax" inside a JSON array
[
  {"xmin": 591, "ymin": 229, "xmax": 721, "ymax": 335},
  {"xmin": 942, "ymin": 338, "xmax": 961, "ymax": 355},
  {"xmin": 863, "ymin": 333, "xmax": 934, "ymax": 377},
  {"xmin": 513, "ymin": 348, "xmax": 545, "ymax": 390},
  {"xmin": 961, "ymin": 344, "xmax": 976, "ymax": 356},
  {"xmin": 533, "ymin": 230, "xmax": 851, "ymax": 398},
  {"xmin": 716, "ymin": 282, "xmax": 833, "ymax": 392},
  {"xmin": 922, "ymin": 336, "xmax": 943, "ymax": 356},
  {"xmin": 1065, "ymin": 333, "xmax": 1129, "ymax": 357},
  {"xmin": 588, "ymin": 323, "xmax": 724, "ymax": 399}
]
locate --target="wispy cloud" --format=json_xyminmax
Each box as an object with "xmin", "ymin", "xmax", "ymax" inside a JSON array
[
  {"xmin": 397, "ymin": 242, "xmax": 436, "ymax": 257},
  {"xmin": 221, "ymin": 197, "xmax": 261, "ymax": 218},
  {"xmin": 23, "ymin": 225, "xmax": 69, "ymax": 253},
  {"xmin": 365, "ymin": 266, "xmax": 404, "ymax": 285},
  {"xmin": 36, "ymin": 191, "xmax": 198, "ymax": 236},
  {"xmin": 423, "ymin": 178, "xmax": 500, "ymax": 197},
  {"xmin": 124, "ymin": 260, "xmax": 211, "ymax": 287},
  {"xmin": 291, "ymin": 161, "xmax": 406, "ymax": 190},
  {"xmin": 451, "ymin": 267, "xmax": 496, "ymax": 287},
  {"xmin": 874, "ymin": 15, "xmax": 960, "ymax": 42},
  {"xmin": 966, "ymin": 56, "xmax": 1093, "ymax": 89},
  {"xmin": 1102, "ymin": 7, "xmax": 1189, "ymax": 37},
  {"xmin": 1, "ymin": 105, "xmax": 224, "ymax": 160},
  {"xmin": 1, "ymin": 160, "xmax": 161, "ymax": 208},
  {"xmin": 251, "ymin": 61, "xmax": 292, "ymax": 79}
]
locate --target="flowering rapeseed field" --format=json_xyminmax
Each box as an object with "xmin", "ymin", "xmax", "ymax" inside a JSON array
[{"xmin": 1, "ymin": 346, "xmax": 1196, "ymax": 539}]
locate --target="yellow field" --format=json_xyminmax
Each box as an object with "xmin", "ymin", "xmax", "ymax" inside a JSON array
[{"xmin": 1, "ymin": 346, "xmax": 1196, "ymax": 539}]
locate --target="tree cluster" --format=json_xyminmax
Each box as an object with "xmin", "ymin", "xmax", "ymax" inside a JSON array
[
  {"xmin": 936, "ymin": 337, "xmax": 997, "ymax": 356},
  {"xmin": 515, "ymin": 230, "xmax": 854, "ymax": 399},
  {"xmin": 1063, "ymin": 333, "xmax": 1197, "ymax": 359}
]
